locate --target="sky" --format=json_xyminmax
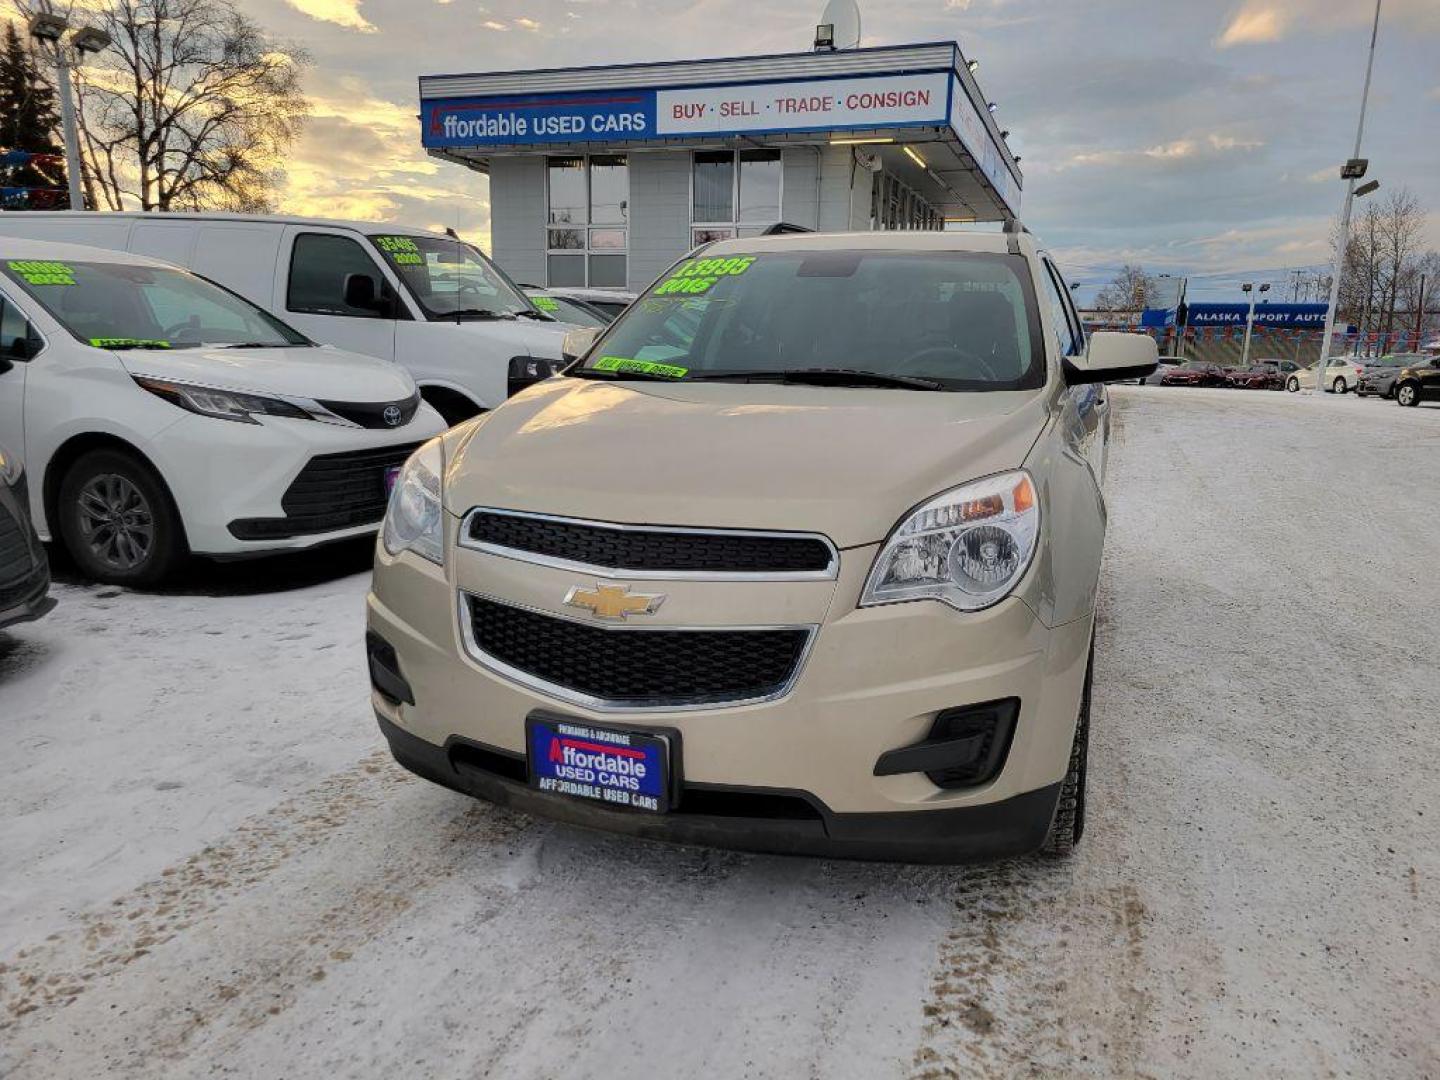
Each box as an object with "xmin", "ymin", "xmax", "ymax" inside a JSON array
[{"xmin": 14, "ymin": 0, "xmax": 1440, "ymax": 302}]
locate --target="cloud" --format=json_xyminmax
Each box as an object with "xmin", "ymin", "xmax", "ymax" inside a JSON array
[
  {"xmin": 513, "ymin": 16, "xmax": 541, "ymax": 30},
  {"xmin": 1218, "ymin": 7, "xmax": 1286, "ymax": 46},
  {"xmin": 1059, "ymin": 133, "xmax": 1263, "ymax": 171},
  {"xmin": 480, "ymin": 19, "xmax": 508, "ymax": 30},
  {"xmin": 284, "ymin": 0, "xmax": 377, "ymax": 32}
]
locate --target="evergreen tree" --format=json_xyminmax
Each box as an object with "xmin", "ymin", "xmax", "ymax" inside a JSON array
[{"xmin": 0, "ymin": 21, "xmax": 66, "ymax": 203}]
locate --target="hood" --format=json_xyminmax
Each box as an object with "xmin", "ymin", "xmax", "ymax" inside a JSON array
[
  {"xmin": 450, "ymin": 318, "xmax": 570, "ymax": 360},
  {"xmin": 117, "ymin": 345, "xmax": 416, "ymax": 403},
  {"xmin": 444, "ymin": 378, "xmax": 1051, "ymax": 549}
]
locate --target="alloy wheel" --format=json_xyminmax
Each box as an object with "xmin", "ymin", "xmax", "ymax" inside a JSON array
[
  {"xmin": 76, "ymin": 473, "xmax": 155, "ymax": 571},
  {"xmin": 1397, "ymin": 385, "xmax": 1417, "ymax": 407}
]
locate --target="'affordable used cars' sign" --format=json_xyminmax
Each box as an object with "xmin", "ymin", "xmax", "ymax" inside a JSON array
[{"xmin": 422, "ymin": 73, "xmax": 951, "ymax": 148}]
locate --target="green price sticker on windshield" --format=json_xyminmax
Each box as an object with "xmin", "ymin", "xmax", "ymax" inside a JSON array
[
  {"xmin": 593, "ymin": 356, "xmax": 689, "ymax": 379},
  {"xmin": 654, "ymin": 255, "xmax": 755, "ymax": 296},
  {"xmin": 8, "ymin": 259, "xmax": 75, "ymax": 286},
  {"xmin": 375, "ymin": 236, "xmax": 424, "ymax": 266},
  {"xmin": 532, "ymin": 296, "xmax": 560, "ymax": 312},
  {"xmin": 89, "ymin": 337, "xmax": 171, "ymax": 350}
]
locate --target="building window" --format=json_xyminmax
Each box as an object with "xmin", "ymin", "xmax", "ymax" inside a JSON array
[
  {"xmin": 871, "ymin": 171, "xmax": 942, "ymax": 233},
  {"xmin": 691, "ymin": 149, "xmax": 782, "ymax": 246},
  {"xmin": 547, "ymin": 154, "xmax": 628, "ymax": 287}
]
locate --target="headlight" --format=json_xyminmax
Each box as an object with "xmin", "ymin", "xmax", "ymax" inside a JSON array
[
  {"xmin": 0, "ymin": 447, "xmax": 21, "ymax": 484},
  {"xmin": 507, "ymin": 355, "xmax": 559, "ymax": 396},
  {"xmin": 861, "ymin": 471, "xmax": 1039, "ymax": 612},
  {"xmin": 134, "ymin": 376, "xmax": 312, "ymax": 424},
  {"xmin": 382, "ymin": 438, "xmax": 445, "ymax": 565}
]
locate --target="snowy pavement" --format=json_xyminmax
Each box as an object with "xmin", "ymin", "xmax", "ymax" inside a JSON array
[{"xmin": 2, "ymin": 388, "xmax": 1438, "ymax": 1079}]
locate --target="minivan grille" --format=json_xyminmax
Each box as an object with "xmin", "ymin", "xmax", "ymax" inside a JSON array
[
  {"xmin": 229, "ymin": 441, "xmax": 421, "ymax": 541},
  {"xmin": 314, "ymin": 392, "xmax": 421, "ymax": 430},
  {"xmin": 465, "ymin": 595, "xmax": 812, "ymax": 708},
  {"xmin": 466, "ymin": 511, "xmax": 835, "ymax": 576}
]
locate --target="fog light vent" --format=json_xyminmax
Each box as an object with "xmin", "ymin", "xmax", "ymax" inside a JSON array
[{"xmin": 873, "ymin": 698, "xmax": 1019, "ymax": 789}]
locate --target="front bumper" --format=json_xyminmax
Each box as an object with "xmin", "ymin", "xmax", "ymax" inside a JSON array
[
  {"xmin": 366, "ymin": 527, "xmax": 1092, "ymax": 861},
  {"xmin": 146, "ymin": 410, "xmax": 445, "ymax": 555},
  {"xmin": 0, "ymin": 561, "xmax": 55, "ymax": 630}
]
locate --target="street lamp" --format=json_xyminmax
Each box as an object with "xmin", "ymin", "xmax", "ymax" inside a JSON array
[
  {"xmin": 1240, "ymin": 282, "xmax": 1271, "ymax": 369},
  {"xmin": 26, "ymin": 8, "xmax": 111, "ymax": 212}
]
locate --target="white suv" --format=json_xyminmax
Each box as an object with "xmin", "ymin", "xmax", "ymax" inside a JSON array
[{"xmin": 0, "ymin": 239, "xmax": 445, "ymax": 584}]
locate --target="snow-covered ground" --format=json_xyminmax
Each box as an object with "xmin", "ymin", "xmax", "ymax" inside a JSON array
[{"xmin": 2, "ymin": 388, "xmax": 1437, "ymax": 1079}]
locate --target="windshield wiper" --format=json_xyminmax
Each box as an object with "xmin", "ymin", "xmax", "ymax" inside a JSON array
[
  {"xmin": 216, "ymin": 342, "xmax": 295, "ymax": 349},
  {"xmin": 513, "ymin": 309, "xmax": 554, "ymax": 321},
  {"xmin": 442, "ymin": 308, "xmax": 516, "ymax": 322},
  {"xmin": 689, "ymin": 368, "xmax": 946, "ymax": 391}
]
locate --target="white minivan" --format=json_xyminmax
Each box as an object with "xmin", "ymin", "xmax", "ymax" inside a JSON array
[
  {"xmin": 0, "ymin": 212, "xmax": 570, "ymax": 424},
  {"xmin": 0, "ymin": 239, "xmax": 446, "ymax": 584}
]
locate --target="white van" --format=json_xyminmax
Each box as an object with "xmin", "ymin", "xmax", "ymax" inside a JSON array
[{"xmin": 0, "ymin": 212, "xmax": 569, "ymax": 423}]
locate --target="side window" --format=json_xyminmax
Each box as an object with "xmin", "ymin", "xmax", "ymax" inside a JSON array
[
  {"xmin": 0, "ymin": 294, "xmax": 38, "ymax": 359},
  {"xmin": 1037, "ymin": 258, "xmax": 1082, "ymax": 357},
  {"xmin": 287, "ymin": 233, "xmax": 389, "ymax": 318}
]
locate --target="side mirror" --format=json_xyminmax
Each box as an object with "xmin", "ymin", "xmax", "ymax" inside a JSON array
[
  {"xmin": 1064, "ymin": 331, "xmax": 1158, "ymax": 385},
  {"xmin": 343, "ymin": 273, "xmax": 382, "ymax": 312},
  {"xmin": 561, "ymin": 326, "xmax": 602, "ymax": 363}
]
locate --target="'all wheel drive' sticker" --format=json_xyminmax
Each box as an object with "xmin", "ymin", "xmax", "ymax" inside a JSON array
[
  {"xmin": 7, "ymin": 260, "xmax": 75, "ymax": 285},
  {"xmin": 592, "ymin": 356, "xmax": 689, "ymax": 379},
  {"xmin": 654, "ymin": 256, "xmax": 755, "ymax": 296}
]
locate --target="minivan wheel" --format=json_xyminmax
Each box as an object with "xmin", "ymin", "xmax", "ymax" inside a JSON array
[
  {"xmin": 1286, "ymin": 376, "xmax": 1300, "ymax": 392},
  {"xmin": 1396, "ymin": 383, "xmax": 1418, "ymax": 407},
  {"xmin": 58, "ymin": 449, "xmax": 187, "ymax": 586},
  {"xmin": 1041, "ymin": 637, "xmax": 1093, "ymax": 857},
  {"xmin": 1331, "ymin": 377, "xmax": 1346, "ymax": 394}
]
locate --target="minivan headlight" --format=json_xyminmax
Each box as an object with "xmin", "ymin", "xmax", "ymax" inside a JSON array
[
  {"xmin": 382, "ymin": 438, "xmax": 445, "ymax": 565},
  {"xmin": 861, "ymin": 471, "xmax": 1039, "ymax": 612},
  {"xmin": 134, "ymin": 376, "xmax": 312, "ymax": 424}
]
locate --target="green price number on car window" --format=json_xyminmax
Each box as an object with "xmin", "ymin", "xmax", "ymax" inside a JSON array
[
  {"xmin": 593, "ymin": 356, "xmax": 689, "ymax": 379},
  {"xmin": 8, "ymin": 259, "xmax": 76, "ymax": 286},
  {"xmin": 532, "ymin": 296, "xmax": 560, "ymax": 312},
  {"xmin": 89, "ymin": 338, "xmax": 171, "ymax": 349},
  {"xmin": 654, "ymin": 256, "xmax": 755, "ymax": 296},
  {"xmin": 375, "ymin": 237, "xmax": 424, "ymax": 265}
]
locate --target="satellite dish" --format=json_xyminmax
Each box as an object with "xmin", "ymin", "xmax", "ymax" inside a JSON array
[{"xmin": 818, "ymin": 0, "xmax": 861, "ymax": 50}]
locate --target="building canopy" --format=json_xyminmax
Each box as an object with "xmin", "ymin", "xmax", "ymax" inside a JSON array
[{"xmin": 419, "ymin": 42, "xmax": 1021, "ymax": 221}]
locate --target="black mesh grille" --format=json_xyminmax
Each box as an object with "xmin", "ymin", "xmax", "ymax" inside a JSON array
[
  {"xmin": 0, "ymin": 502, "xmax": 33, "ymax": 587},
  {"xmin": 468, "ymin": 513, "xmax": 833, "ymax": 575},
  {"xmin": 313, "ymin": 392, "xmax": 421, "ymax": 430},
  {"xmin": 468, "ymin": 596, "xmax": 811, "ymax": 706},
  {"xmin": 229, "ymin": 441, "xmax": 422, "ymax": 540}
]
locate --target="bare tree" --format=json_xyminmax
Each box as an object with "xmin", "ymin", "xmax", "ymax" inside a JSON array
[
  {"xmin": 1094, "ymin": 264, "xmax": 1159, "ymax": 312},
  {"xmin": 1332, "ymin": 187, "xmax": 1430, "ymax": 346},
  {"xmin": 19, "ymin": 0, "xmax": 309, "ymax": 212}
]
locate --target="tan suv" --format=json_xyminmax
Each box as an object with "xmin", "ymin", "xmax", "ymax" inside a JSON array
[{"xmin": 366, "ymin": 228, "xmax": 1157, "ymax": 862}]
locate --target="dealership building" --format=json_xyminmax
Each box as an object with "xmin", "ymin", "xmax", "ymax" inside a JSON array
[{"xmin": 418, "ymin": 42, "xmax": 1022, "ymax": 292}]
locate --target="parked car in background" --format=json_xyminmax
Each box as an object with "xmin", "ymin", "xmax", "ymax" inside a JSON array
[
  {"xmin": 369, "ymin": 228, "xmax": 1158, "ymax": 861},
  {"xmin": 1138, "ymin": 356, "xmax": 1182, "ymax": 385},
  {"xmin": 1286, "ymin": 356, "xmax": 1364, "ymax": 393},
  {"xmin": 532, "ymin": 286, "xmax": 637, "ymax": 321},
  {"xmin": 0, "ymin": 443, "xmax": 55, "ymax": 630},
  {"xmin": 1355, "ymin": 354, "xmax": 1426, "ymax": 399},
  {"xmin": 1394, "ymin": 354, "xmax": 1440, "ymax": 407},
  {"xmin": 0, "ymin": 239, "xmax": 446, "ymax": 585},
  {"xmin": 1161, "ymin": 362, "xmax": 1228, "ymax": 387},
  {"xmin": 522, "ymin": 288, "xmax": 612, "ymax": 329},
  {"xmin": 0, "ymin": 212, "xmax": 571, "ymax": 425},
  {"xmin": 1227, "ymin": 362, "xmax": 1285, "ymax": 390}
]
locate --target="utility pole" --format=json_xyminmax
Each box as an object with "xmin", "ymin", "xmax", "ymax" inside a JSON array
[
  {"xmin": 1416, "ymin": 273, "xmax": 1427, "ymax": 348},
  {"xmin": 1315, "ymin": 0, "xmax": 1383, "ymax": 384},
  {"xmin": 1240, "ymin": 282, "xmax": 1270, "ymax": 369},
  {"xmin": 53, "ymin": 48, "xmax": 84, "ymax": 210},
  {"xmin": 26, "ymin": 7, "xmax": 110, "ymax": 212}
]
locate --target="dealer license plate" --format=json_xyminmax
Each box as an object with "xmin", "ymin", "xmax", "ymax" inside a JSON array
[
  {"xmin": 526, "ymin": 716, "xmax": 671, "ymax": 814},
  {"xmin": 383, "ymin": 465, "xmax": 401, "ymax": 496}
]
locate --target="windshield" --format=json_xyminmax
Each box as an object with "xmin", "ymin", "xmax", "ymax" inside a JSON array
[
  {"xmin": 1, "ymin": 258, "xmax": 307, "ymax": 349},
  {"xmin": 368, "ymin": 234, "xmax": 532, "ymax": 320},
  {"xmin": 531, "ymin": 294, "xmax": 608, "ymax": 328},
  {"xmin": 577, "ymin": 250, "xmax": 1042, "ymax": 391}
]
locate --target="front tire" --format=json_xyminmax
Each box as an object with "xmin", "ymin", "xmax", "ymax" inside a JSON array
[
  {"xmin": 1397, "ymin": 383, "xmax": 1419, "ymax": 407},
  {"xmin": 1041, "ymin": 637, "xmax": 1093, "ymax": 857},
  {"xmin": 58, "ymin": 449, "xmax": 187, "ymax": 586},
  {"xmin": 1332, "ymin": 376, "xmax": 1347, "ymax": 394}
]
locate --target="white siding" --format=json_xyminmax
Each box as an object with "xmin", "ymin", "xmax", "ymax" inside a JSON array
[
  {"xmin": 488, "ymin": 155, "xmax": 547, "ymax": 287},
  {"xmin": 627, "ymin": 150, "xmax": 691, "ymax": 291},
  {"xmin": 816, "ymin": 144, "xmax": 873, "ymax": 232},
  {"xmin": 780, "ymin": 148, "xmax": 821, "ymax": 231}
]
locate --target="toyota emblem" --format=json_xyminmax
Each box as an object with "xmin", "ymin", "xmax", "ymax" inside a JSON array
[{"xmin": 383, "ymin": 404, "xmax": 403, "ymax": 427}]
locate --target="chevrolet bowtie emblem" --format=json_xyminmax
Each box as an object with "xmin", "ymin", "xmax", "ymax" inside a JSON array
[{"xmin": 564, "ymin": 583, "xmax": 666, "ymax": 620}]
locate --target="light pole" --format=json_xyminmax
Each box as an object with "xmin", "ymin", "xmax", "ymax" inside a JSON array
[
  {"xmin": 1314, "ymin": 0, "xmax": 1383, "ymax": 386},
  {"xmin": 1240, "ymin": 282, "xmax": 1270, "ymax": 369},
  {"xmin": 26, "ymin": 9, "xmax": 111, "ymax": 212}
]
